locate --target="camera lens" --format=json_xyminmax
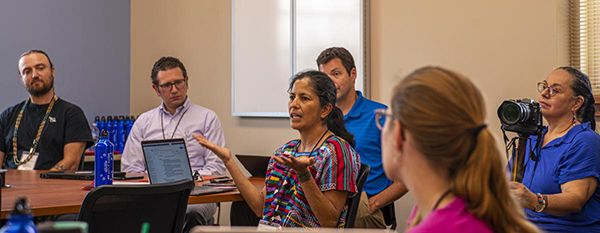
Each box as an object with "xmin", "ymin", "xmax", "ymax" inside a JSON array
[
  {"xmin": 500, "ymin": 102, "xmax": 522, "ymax": 124},
  {"xmin": 497, "ymin": 98, "xmax": 541, "ymax": 135}
]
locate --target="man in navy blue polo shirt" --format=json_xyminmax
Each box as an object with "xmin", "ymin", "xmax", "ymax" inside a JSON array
[{"xmin": 317, "ymin": 47, "xmax": 408, "ymax": 229}]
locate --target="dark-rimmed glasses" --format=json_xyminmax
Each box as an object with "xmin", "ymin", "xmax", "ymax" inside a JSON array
[
  {"xmin": 374, "ymin": 108, "xmax": 394, "ymax": 130},
  {"xmin": 157, "ymin": 78, "xmax": 186, "ymax": 92},
  {"xmin": 537, "ymin": 81, "xmax": 561, "ymax": 97}
]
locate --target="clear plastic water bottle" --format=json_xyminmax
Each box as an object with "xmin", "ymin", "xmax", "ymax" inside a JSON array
[
  {"xmin": 94, "ymin": 116, "xmax": 100, "ymax": 129},
  {"xmin": 0, "ymin": 197, "xmax": 37, "ymax": 233},
  {"xmin": 87, "ymin": 123, "xmax": 100, "ymax": 152},
  {"xmin": 94, "ymin": 129, "xmax": 114, "ymax": 187}
]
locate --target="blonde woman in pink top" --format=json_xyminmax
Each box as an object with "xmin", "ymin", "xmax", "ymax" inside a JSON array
[{"xmin": 378, "ymin": 67, "xmax": 539, "ymax": 233}]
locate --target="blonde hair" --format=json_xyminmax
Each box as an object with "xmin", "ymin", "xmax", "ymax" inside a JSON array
[{"xmin": 392, "ymin": 67, "xmax": 538, "ymax": 233}]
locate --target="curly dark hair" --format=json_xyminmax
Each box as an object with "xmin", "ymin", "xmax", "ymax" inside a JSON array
[{"xmin": 150, "ymin": 56, "xmax": 188, "ymax": 84}]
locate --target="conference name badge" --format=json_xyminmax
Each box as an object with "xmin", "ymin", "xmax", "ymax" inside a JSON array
[
  {"xmin": 17, "ymin": 152, "xmax": 39, "ymax": 170},
  {"xmin": 258, "ymin": 219, "xmax": 282, "ymax": 231}
]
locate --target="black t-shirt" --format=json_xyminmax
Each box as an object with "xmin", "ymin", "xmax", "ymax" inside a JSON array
[{"xmin": 0, "ymin": 98, "xmax": 93, "ymax": 170}]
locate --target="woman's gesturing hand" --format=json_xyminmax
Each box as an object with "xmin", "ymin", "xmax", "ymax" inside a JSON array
[
  {"xmin": 272, "ymin": 155, "xmax": 315, "ymax": 174},
  {"xmin": 192, "ymin": 134, "xmax": 232, "ymax": 162}
]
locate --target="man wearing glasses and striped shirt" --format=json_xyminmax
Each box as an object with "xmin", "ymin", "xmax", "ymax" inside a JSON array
[{"xmin": 121, "ymin": 56, "xmax": 226, "ymax": 233}]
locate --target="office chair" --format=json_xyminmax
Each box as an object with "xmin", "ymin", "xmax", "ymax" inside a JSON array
[
  {"xmin": 382, "ymin": 202, "xmax": 397, "ymax": 230},
  {"xmin": 77, "ymin": 179, "xmax": 194, "ymax": 233},
  {"xmin": 77, "ymin": 150, "xmax": 85, "ymax": 171},
  {"xmin": 345, "ymin": 163, "xmax": 370, "ymax": 228},
  {"xmin": 214, "ymin": 203, "xmax": 221, "ymax": 225}
]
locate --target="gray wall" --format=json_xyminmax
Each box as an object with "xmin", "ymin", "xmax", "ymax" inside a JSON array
[{"xmin": 0, "ymin": 0, "xmax": 130, "ymax": 124}]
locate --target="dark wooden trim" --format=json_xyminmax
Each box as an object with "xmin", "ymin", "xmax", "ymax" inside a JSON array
[{"xmin": 595, "ymin": 96, "xmax": 600, "ymax": 117}]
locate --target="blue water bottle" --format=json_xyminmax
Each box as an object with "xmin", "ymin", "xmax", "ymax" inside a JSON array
[
  {"xmin": 117, "ymin": 116, "xmax": 125, "ymax": 152},
  {"xmin": 127, "ymin": 115, "xmax": 135, "ymax": 135},
  {"xmin": 0, "ymin": 197, "xmax": 37, "ymax": 233},
  {"xmin": 111, "ymin": 116, "xmax": 118, "ymax": 150},
  {"xmin": 124, "ymin": 116, "xmax": 131, "ymax": 144},
  {"xmin": 106, "ymin": 116, "xmax": 113, "ymax": 139},
  {"xmin": 94, "ymin": 129, "xmax": 114, "ymax": 187},
  {"xmin": 99, "ymin": 116, "xmax": 106, "ymax": 133}
]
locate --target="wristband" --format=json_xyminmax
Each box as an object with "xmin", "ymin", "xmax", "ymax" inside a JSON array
[{"xmin": 534, "ymin": 193, "xmax": 547, "ymax": 213}]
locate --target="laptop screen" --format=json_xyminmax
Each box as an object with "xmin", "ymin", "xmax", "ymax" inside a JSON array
[{"xmin": 142, "ymin": 139, "xmax": 193, "ymax": 184}]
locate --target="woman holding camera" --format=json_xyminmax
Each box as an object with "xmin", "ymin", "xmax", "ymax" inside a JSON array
[
  {"xmin": 380, "ymin": 67, "xmax": 539, "ymax": 232},
  {"xmin": 193, "ymin": 70, "xmax": 360, "ymax": 228},
  {"xmin": 510, "ymin": 67, "xmax": 600, "ymax": 232}
]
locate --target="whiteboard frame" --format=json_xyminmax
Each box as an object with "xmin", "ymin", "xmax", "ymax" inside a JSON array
[{"xmin": 232, "ymin": 0, "xmax": 370, "ymax": 117}]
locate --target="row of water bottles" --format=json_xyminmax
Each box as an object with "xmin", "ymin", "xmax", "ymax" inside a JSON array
[
  {"xmin": 89, "ymin": 115, "xmax": 136, "ymax": 153},
  {"xmin": 0, "ymin": 132, "xmax": 116, "ymax": 233}
]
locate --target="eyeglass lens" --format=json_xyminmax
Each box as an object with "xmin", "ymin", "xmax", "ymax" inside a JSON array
[
  {"xmin": 160, "ymin": 79, "xmax": 185, "ymax": 90},
  {"xmin": 538, "ymin": 82, "xmax": 557, "ymax": 96}
]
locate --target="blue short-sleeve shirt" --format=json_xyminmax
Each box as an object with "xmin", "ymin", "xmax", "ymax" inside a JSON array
[
  {"xmin": 344, "ymin": 91, "xmax": 392, "ymax": 196},
  {"xmin": 520, "ymin": 122, "xmax": 600, "ymax": 232}
]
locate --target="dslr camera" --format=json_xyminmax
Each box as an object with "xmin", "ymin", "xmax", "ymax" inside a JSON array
[{"xmin": 497, "ymin": 98, "xmax": 543, "ymax": 136}]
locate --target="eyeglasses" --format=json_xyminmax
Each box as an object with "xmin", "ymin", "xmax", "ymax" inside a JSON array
[
  {"xmin": 537, "ymin": 81, "xmax": 561, "ymax": 97},
  {"xmin": 374, "ymin": 108, "xmax": 394, "ymax": 130},
  {"xmin": 157, "ymin": 79, "xmax": 186, "ymax": 92}
]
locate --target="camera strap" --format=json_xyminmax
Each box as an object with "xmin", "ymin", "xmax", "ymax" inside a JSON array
[
  {"xmin": 502, "ymin": 126, "xmax": 542, "ymax": 183},
  {"xmin": 527, "ymin": 133, "xmax": 543, "ymax": 188},
  {"xmin": 529, "ymin": 135, "xmax": 542, "ymax": 161},
  {"xmin": 501, "ymin": 126, "xmax": 517, "ymax": 162},
  {"xmin": 501, "ymin": 127, "xmax": 510, "ymax": 158}
]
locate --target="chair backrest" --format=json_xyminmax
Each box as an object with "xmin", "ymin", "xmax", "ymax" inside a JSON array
[
  {"xmin": 345, "ymin": 163, "xmax": 370, "ymax": 228},
  {"xmin": 78, "ymin": 151, "xmax": 86, "ymax": 170},
  {"xmin": 77, "ymin": 179, "xmax": 194, "ymax": 233},
  {"xmin": 382, "ymin": 202, "xmax": 397, "ymax": 230}
]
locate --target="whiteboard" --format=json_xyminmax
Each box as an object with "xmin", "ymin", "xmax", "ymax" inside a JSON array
[{"xmin": 232, "ymin": 0, "xmax": 368, "ymax": 117}]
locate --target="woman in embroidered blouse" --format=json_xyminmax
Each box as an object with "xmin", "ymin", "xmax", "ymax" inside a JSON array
[
  {"xmin": 380, "ymin": 67, "xmax": 539, "ymax": 232},
  {"xmin": 509, "ymin": 67, "xmax": 600, "ymax": 232},
  {"xmin": 193, "ymin": 70, "xmax": 360, "ymax": 228}
]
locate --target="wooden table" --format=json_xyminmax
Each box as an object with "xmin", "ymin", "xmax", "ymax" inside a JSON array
[
  {"xmin": 83, "ymin": 153, "xmax": 122, "ymax": 162},
  {"xmin": 1, "ymin": 170, "xmax": 263, "ymax": 219}
]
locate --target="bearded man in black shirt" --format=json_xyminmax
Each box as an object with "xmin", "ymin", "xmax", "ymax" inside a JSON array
[{"xmin": 0, "ymin": 50, "xmax": 93, "ymax": 171}]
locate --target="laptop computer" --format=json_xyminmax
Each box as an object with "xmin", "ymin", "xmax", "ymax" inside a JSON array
[
  {"xmin": 141, "ymin": 138, "xmax": 236, "ymax": 195},
  {"xmin": 235, "ymin": 154, "xmax": 270, "ymax": 178},
  {"xmin": 40, "ymin": 170, "xmax": 138, "ymax": 180}
]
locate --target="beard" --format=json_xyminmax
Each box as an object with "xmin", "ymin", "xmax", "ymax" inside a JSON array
[{"xmin": 27, "ymin": 76, "xmax": 54, "ymax": 97}]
